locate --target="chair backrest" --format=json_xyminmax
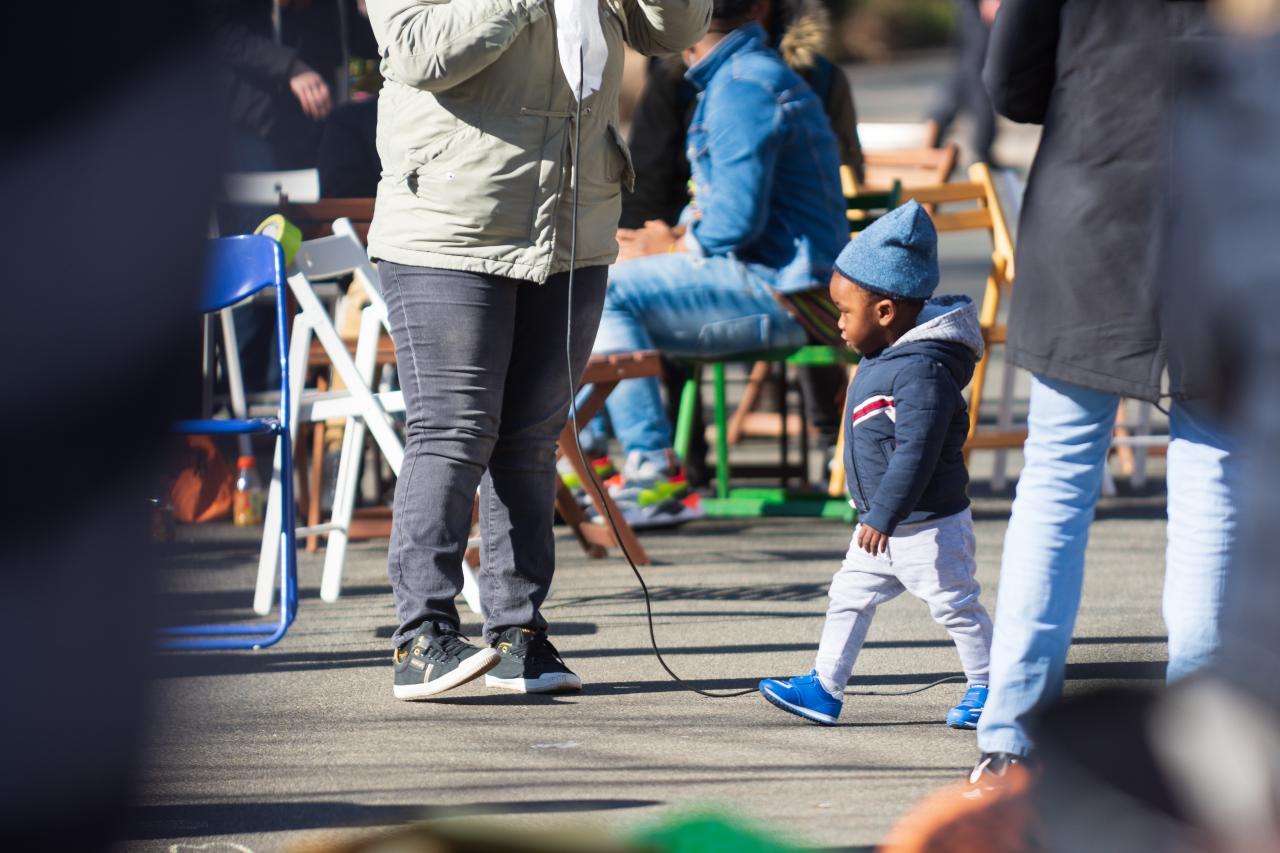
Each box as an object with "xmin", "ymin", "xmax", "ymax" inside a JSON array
[
  {"xmin": 224, "ymin": 169, "xmax": 321, "ymax": 206},
  {"xmin": 862, "ymin": 143, "xmax": 958, "ymax": 190},
  {"xmin": 291, "ymin": 230, "xmax": 388, "ymax": 316},
  {"xmin": 900, "ymin": 163, "xmax": 1015, "ymax": 279},
  {"xmin": 280, "ymin": 197, "xmax": 376, "ymax": 243},
  {"xmin": 201, "ymin": 235, "xmax": 286, "ymax": 313},
  {"xmin": 899, "ymin": 162, "xmax": 1017, "ymax": 447},
  {"xmin": 845, "ymin": 179, "xmax": 903, "ymax": 231}
]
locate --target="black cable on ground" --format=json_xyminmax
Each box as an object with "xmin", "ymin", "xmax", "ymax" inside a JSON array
[{"xmin": 562, "ymin": 48, "xmax": 965, "ymax": 702}]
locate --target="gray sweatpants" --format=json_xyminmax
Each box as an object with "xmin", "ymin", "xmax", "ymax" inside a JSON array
[
  {"xmin": 379, "ymin": 262, "xmax": 607, "ymax": 648},
  {"xmin": 815, "ymin": 508, "xmax": 993, "ymax": 689}
]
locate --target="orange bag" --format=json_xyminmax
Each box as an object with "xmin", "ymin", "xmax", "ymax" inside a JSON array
[{"xmin": 169, "ymin": 435, "xmax": 235, "ymax": 523}]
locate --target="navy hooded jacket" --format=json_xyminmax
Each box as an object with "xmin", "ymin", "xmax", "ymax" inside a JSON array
[{"xmin": 844, "ymin": 295, "xmax": 984, "ymax": 534}]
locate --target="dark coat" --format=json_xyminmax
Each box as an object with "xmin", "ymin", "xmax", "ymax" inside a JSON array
[
  {"xmin": 318, "ymin": 98, "xmax": 380, "ymax": 198},
  {"xmin": 983, "ymin": 0, "xmax": 1212, "ymax": 401},
  {"xmin": 844, "ymin": 296, "xmax": 983, "ymax": 535}
]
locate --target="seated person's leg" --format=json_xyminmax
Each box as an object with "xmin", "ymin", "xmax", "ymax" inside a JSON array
[{"xmin": 593, "ymin": 252, "xmax": 808, "ymax": 470}]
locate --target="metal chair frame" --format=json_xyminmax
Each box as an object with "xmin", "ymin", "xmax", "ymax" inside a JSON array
[{"xmin": 161, "ymin": 235, "xmax": 298, "ymax": 650}]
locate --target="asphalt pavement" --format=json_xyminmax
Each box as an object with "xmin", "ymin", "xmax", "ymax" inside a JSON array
[{"xmin": 123, "ymin": 56, "xmax": 1173, "ymax": 853}]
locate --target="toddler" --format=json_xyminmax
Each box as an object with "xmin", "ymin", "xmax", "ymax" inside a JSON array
[{"xmin": 759, "ymin": 201, "xmax": 994, "ymax": 728}]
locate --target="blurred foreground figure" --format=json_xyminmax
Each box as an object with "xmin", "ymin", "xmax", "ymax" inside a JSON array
[
  {"xmin": 884, "ymin": 12, "xmax": 1280, "ymax": 853},
  {"xmin": 0, "ymin": 6, "xmax": 221, "ymax": 850},
  {"xmin": 973, "ymin": 0, "xmax": 1236, "ymax": 776}
]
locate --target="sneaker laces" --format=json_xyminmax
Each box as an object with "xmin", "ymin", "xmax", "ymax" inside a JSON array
[
  {"xmin": 430, "ymin": 625, "xmax": 475, "ymax": 658},
  {"xmin": 519, "ymin": 632, "xmax": 565, "ymax": 666}
]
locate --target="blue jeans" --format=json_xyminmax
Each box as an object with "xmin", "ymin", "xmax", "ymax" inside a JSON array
[
  {"xmin": 585, "ymin": 252, "xmax": 809, "ymax": 461},
  {"xmin": 978, "ymin": 375, "xmax": 1237, "ymax": 756}
]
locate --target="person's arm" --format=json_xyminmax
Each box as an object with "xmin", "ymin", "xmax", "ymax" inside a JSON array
[
  {"xmin": 366, "ymin": 0, "xmax": 548, "ymax": 92},
  {"xmin": 212, "ymin": 18, "xmax": 300, "ymax": 82},
  {"xmin": 981, "ymin": 0, "xmax": 1065, "ymax": 124},
  {"xmin": 860, "ymin": 360, "xmax": 957, "ymax": 536},
  {"xmin": 212, "ymin": 13, "xmax": 332, "ymax": 118},
  {"xmin": 620, "ymin": 0, "xmax": 712, "ymax": 57},
  {"xmin": 687, "ymin": 80, "xmax": 780, "ymax": 257}
]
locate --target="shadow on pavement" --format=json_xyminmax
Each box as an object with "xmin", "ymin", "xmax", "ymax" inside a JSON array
[{"xmin": 124, "ymin": 798, "xmax": 663, "ymax": 839}]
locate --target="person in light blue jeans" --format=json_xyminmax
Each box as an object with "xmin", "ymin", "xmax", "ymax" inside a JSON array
[
  {"xmin": 970, "ymin": 0, "xmax": 1235, "ymax": 782},
  {"xmin": 975, "ymin": 377, "xmax": 1235, "ymax": 765}
]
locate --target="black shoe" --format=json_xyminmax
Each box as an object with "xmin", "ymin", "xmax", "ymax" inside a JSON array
[
  {"xmin": 969, "ymin": 751, "xmax": 1032, "ymax": 785},
  {"xmin": 485, "ymin": 627, "xmax": 582, "ymax": 693},
  {"xmin": 393, "ymin": 622, "xmax": 500, "ymax": 701}
]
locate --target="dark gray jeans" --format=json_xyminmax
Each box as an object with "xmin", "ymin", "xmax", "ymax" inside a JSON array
[{"xmin": 379, "ymin": 262, "xmax": 607, "ymax": 648}]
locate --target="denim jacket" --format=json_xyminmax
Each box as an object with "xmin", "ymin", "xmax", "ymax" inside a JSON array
[{"xmin": 683, "ymin": 23, "xmax": 848, "ymax": 294}]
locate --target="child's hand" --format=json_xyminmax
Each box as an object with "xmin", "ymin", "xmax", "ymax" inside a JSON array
[{"xmin": 857, "ymin": 524, "xmax": 889, "ymax": 555}]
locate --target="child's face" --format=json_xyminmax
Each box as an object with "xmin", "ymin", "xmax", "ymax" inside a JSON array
[{"xmin": 830, "ymin": 273, "xmax": 892, "ymax": 355}]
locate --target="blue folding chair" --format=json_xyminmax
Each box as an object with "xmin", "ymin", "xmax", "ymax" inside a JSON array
[{"xmin": 161, "ymin": 234, "xmax": 298, "ymax": 650}]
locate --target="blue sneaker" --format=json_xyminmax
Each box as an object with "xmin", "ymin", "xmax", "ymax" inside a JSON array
[
  {"xmin": 946, "ymin": 684, "xmax": 988, "ymax": 729},
  {"xmin": 759, "ymin": 670, "xmax": 842, "ymax": 726}
]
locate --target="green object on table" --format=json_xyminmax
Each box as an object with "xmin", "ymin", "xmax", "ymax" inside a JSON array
[{"xmin": 632, "ymin": 812, "xmax": 809, "ymax": 853}]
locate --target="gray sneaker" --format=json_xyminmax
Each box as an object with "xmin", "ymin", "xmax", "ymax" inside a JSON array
[
  {"xmin": 485, "ymin": 627, "xmax": 582, "ymax": 693},
  {"xmin": 393, "ymin": 622, "xmax": 499, "ymax": 701}
]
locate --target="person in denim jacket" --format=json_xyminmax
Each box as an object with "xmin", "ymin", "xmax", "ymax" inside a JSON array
[{"xmin": 583, "ymin": 0, "xmax": 849, "ymax": 527}]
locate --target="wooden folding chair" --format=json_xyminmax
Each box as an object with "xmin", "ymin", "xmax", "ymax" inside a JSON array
[
  {"xmin": 861, "ymin": 143, "xmax": 958, "ymax": 190},
  {"xmin": 901, "ymin": 162, "xmax": 1021, "ymax": 460}
]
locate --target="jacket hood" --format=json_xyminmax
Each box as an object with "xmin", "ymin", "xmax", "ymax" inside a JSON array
[
  {"xmin": 881, "ymin": 294, "xmax": 984, "ymax": 383},
  {"xmin": 776, "ymin": 0, "xmax": 830, "ymax": 71}
]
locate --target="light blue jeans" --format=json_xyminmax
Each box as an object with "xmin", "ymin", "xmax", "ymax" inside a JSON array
[
  {"xmin": 583, "ymin": 252, "xmax": 809, "ymax": 463},
  {"xmin": 978, "ymin": 375, "xmax": 1236, "ymax": 756}
]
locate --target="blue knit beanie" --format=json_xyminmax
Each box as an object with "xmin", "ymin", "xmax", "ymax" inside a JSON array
[{"xmin": 833, "ymin": 200, "xmax": 939, "ymax": 301}]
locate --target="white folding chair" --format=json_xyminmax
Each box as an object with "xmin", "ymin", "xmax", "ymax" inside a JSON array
[{"xmin": 252, "ymin": 227, "xmax": 481, "ymax": 616}]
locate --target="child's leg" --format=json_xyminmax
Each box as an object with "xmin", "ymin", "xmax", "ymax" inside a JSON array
[
  {"xmin": 895, "ymin": 510, "xmax": 993, "ymax": 685},
  {"xmin": 814, "ymin": 530, "xmax": 907, "ymax": 692}
]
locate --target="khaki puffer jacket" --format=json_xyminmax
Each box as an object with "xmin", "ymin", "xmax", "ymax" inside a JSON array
[{"xmin": 366, "ymin": 0, "xmax": 711, "ymax": 283}]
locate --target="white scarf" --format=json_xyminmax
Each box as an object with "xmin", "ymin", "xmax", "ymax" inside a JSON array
[{"xmin": 553, "ymin": 0, "xmax": 609, "ymax": 100}]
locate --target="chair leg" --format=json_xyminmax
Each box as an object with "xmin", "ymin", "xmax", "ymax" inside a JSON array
[
  {"xmin": 306, "ymin": 419, "xmax": 326, "ymax": 553},
  {"xmin": 779, "ymin": 362, "xmax": 790, "ymax": 489},
  {"xmin": 674, "ymin": 367, "xmax": 702, "ymax": 464},
  {"xmin": 1132, "ymin": 402, "xmax": 1152, "ymax": 489},
  {"xmin": 255, "ymin": 315, "xmax": 312, "ymax": 616},
  {"xmin": 713, "ymin": 362, "xmax": 730, "ymax": 499},
  {"xmin": 991, "ymin": 355, "xmax": 1018, "ymax": 492},
  {"xmin": 319, "ymin": 416, "xmax": 366, "ymax": 603},
  {"xmin": 555, "ymin": 474, "xmax": 608, "ymax": 559},
  {"xmin": 1112, "ymin": 400, "xmax": 1137, "ymax": 478},
  {"xmin": 828, "ymin": 363, "xmax": 857, "ymax": 499},
  {"xmin": 320, "ymin": 305, "xmax": 391, "ymax": 604},
  {"xmin": 727, "ymin": 361, "xmax": 770, "ymax": 445}
]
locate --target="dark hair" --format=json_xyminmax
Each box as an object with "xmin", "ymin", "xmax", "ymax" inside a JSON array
[
  {"xmin": 712, "ymin": 0, "xmax": 758, "ymax": 26},
  {"xmin": 855, "ymin": 279, "xmax": 925, "ymax": 311}
]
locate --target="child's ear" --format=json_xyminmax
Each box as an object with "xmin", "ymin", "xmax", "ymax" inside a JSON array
[{"xmin": 876, "ymin": 298, "xmax": 896, "ymax": 327}]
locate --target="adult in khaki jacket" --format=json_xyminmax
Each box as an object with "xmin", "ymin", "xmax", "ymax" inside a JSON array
[{"xmin": 368, "ymin": 0, "xmax": 710, "ymax": 701}]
